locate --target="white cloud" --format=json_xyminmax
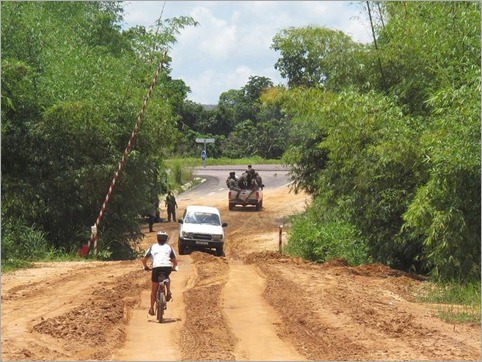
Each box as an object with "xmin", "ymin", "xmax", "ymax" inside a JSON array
[{"xmin": 122, "ymin": 1, "xmax": 372, "ymax": 105}]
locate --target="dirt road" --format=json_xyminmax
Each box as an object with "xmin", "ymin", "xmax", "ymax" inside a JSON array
[{"xmin": 1, "ymin": 167, "xmax": 480, "ymax": 361}]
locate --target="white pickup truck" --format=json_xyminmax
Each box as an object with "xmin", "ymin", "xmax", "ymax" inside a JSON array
[{"xmin": 178, "ymin": 205, "xmax": 227, "ymax": 256}]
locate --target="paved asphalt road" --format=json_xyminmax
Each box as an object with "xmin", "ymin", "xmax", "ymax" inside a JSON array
[{"xmin": 177, "ymin": 164, "xmax": 291, "ymax": 203}]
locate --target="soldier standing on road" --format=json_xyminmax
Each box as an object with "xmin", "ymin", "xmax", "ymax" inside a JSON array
[{"xmin": 165, "ymin": 191, "xmax": 178, "ymax": 222}]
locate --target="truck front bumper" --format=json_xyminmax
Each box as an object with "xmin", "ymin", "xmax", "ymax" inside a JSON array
[{"xmin": 179, "ymin": 237, "xmax": 224, "ymax": 249}]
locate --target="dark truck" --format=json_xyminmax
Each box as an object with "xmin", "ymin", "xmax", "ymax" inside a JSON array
[
  {"xmin": 227, "ymin": 170, "xmax": 264, "ymax": 211},
  {"xmin": 228, "ymin": 187, "xmax": 263, "ymax": 210}
]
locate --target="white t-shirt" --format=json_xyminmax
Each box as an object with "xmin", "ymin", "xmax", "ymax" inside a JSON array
[{"xmin": 144, "ymin": 243, "xmax": 176, "ymax": 268}]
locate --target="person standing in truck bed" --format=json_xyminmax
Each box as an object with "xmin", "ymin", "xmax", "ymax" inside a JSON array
[
  {"xmin": 246, "ymin": 165, "xmax": 256, "ymax": 189},
  {"xmin": 226, "ymin": 171, "xmax": 238, "ymax": 189}
]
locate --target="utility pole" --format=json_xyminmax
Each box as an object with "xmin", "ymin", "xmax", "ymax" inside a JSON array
[{"xmin": 195, "ymin": 138, "xmax": 215, "ymax": 167}]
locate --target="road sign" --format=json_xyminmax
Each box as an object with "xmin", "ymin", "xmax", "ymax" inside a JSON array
[
  {"xmin": 195, "ymin": 138, "xmax": 215, "ymax": 144},
  {"xmin": 201, "ymin": 150, "xmax": 207, "ymax": 161}
]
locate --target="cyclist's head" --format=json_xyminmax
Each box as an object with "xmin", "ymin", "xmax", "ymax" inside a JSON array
[{"xmin": 157, "ymin": 231, "xmax": 168, "ymax": 244}]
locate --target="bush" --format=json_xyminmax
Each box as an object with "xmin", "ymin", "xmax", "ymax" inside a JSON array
[
  {"xmin": 285, "ymin": 202, "xmax": 371, "ymax": 266},
  {"xmin": 1, "ymin": 216, "xmax": 51, "ymax": 263}
]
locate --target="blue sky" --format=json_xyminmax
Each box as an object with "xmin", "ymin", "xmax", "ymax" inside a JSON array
[{"xmin": 122, "ymin": 1, "xmax": 372, "ymax": 104}]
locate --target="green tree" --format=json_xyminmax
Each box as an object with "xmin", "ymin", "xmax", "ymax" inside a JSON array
[
  {"xmin": 217, "ymin": 88, "xmax": 250, "ymax": 133},
  {"xmin": 371, "ymin": 1, "xmax": 481, "ymax": 116},
  {"xmin": 1, "ymin": 1, "xmax": 197, "ymax": 259},
  {"xmin": 274, "ymin": 2, "xmax": 481, "ymax": 281},
  {"xmin": 402, "ymin": 68, "xmax": 481, "ymax": 281},
  {"xmin": 255, "ymin": 100, "xmax": 290, "ymax": 159},
  {"xmin": 242, "ymin": 75, "xmax": 274, "ymax": 103},
  {"xmin": 278, "ymin": 87, "xmax": 426, "ymax": 271},
  {"xmin": 217, "ymin": 76, "xmax": 289, "ymax": 159},
  {"xmin": 271, "ymin": 25, "xmax": 363, "ymax": 89},
  {"xmin": 221, "ymin": 120, "xmax": 258, "ymax": 158}
]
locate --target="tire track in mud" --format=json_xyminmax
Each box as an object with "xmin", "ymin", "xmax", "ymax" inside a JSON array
[
  {"xmin": 223, "ymin": 260, "xmax": 305, "ymax": 361},
  {"xmin": 244, "ymin": 252, "xmax": 481, "ymax": 361},
  {"xmin": 180, "ymin": 252, "xmax": 237, "ymax": 361},
  {"xmin": 253, "ymin": 262, "xmax": 367, "ymax": 360}
]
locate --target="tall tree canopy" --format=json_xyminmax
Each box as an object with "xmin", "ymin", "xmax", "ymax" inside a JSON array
[
  {"xmin": 269, "ymin": 1, "xmax": 480, "ymax": 281},
  {"xmin": 271, "ymin": 25, "xmax": 364, "ymax": 89},
  {"xmin": 1, "ymin": 1, "xmax": 197, "ymax": 259}
]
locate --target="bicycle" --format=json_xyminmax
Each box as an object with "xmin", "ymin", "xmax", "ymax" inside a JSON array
[
  {"xmin": 145, "ymin": 266, "xmax": 176, "ymax": 323},
  {"xmin": 156, "ymin": 274, "xmax": 169, "ymax": 323}
]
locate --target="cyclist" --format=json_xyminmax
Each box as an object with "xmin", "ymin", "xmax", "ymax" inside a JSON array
[{"xmin": 142, "ymin": 231, "xmax": 178, "ymax": 316}]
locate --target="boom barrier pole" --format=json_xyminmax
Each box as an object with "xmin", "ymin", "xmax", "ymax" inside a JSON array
[{"xmin": 80, "ymin": 49, "xmax": 168, "ymax": 257}]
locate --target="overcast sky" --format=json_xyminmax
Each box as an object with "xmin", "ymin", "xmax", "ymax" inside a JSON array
[{"xmin": 122, "ymin": 1, "xmax": 373, "ymax": 105}]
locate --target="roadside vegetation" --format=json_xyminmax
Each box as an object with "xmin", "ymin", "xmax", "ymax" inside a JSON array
[
  {"xmin": 411, "ymin": 281, "xmax": 481, "ymax": 324},
  {"xmin": 2, "ymin": 1, "xmax": 480, "ymax": 318},
  {"xmin": 274, "ymin": 2, "xmax": 480, "ymax": 285},
  {"xmin": 275, "ymin": 2, "xmax": 480, "ymax": 322}
]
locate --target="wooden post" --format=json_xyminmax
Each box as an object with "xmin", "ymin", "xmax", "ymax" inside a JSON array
[{"xmin": 278, "ymin": 224, "xmax": 283, "ymax": 254}]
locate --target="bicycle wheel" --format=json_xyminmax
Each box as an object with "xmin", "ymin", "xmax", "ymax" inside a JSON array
[{"xmin": 157, "ymin": 287, "xmax": 166, "ymax": 323}]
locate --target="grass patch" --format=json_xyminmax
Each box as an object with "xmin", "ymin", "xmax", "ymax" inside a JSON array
[
  {"xmin": 412, "ymin": 281, "xmax": 480, "ymax": 324},
  {"xmin": 165, "ymin": 159, "xmax": 195, "ymax": 189},
  {"xmin": 166, "ymin": 157, "xmax": 282, "ymax": 168},
  {"xmin": 1, "ymin": 259, "xmax": 34, "ymax": 273},
  {"xmin": 1, "ymin": 250, "xmax": 91, "ymax": 273},
  {"xmin": 186, "ymin": 177, "xmax": 204, "ymax": 190}
]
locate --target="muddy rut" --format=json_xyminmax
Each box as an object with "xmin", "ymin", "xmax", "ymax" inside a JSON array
[{"xmin": 1, "ymin": 182, "xmax": 480, "ymax": 361}]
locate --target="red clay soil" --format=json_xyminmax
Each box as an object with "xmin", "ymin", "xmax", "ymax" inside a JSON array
[{"xmin": 1, "ymin": 185, "xmax": 480, "ymax": 360}]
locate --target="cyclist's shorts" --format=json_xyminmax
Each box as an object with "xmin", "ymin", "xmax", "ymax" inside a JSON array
[{"xmin": 152, "ymin": 266, "xmax": 172, "ymax": 283}]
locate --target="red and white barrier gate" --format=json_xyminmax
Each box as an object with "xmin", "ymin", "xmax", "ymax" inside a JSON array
[{"xmin": 78, "ymin": 50, "xmax": 168, "ymax": 257}]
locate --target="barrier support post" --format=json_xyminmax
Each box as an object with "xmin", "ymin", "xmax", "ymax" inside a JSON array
[{"xmin": 278, "ymin": 224, "xmax": 284, "ymax": 254}]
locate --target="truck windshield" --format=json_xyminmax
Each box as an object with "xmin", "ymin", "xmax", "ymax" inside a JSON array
[{"xmin": 185, "ymin": 212, "xmax": 220, "ymax": 225}]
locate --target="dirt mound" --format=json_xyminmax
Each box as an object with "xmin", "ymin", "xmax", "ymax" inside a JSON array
[
  {"xmin": 243, "ymin": 250, "xmax": 315, "ymax": 266},
  {"xmin": 350, "ymin": 263, "xmax": 427, "ymax": 281},
  {"xmin": 322, "ymin": 257, "xmax": 349, "ymax": 267},
  {"xmin": 32, "ymin": 270, "xmax": 146, "ymax": 359}
]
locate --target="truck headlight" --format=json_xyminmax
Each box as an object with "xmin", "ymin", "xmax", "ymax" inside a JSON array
[
  {"xmin": 212, "ymin": 234, "xmax": 223, "ymax": 241},
  {"xmin": 181, "ymin": 231, "xmax": 193, "ymax": 238}
]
